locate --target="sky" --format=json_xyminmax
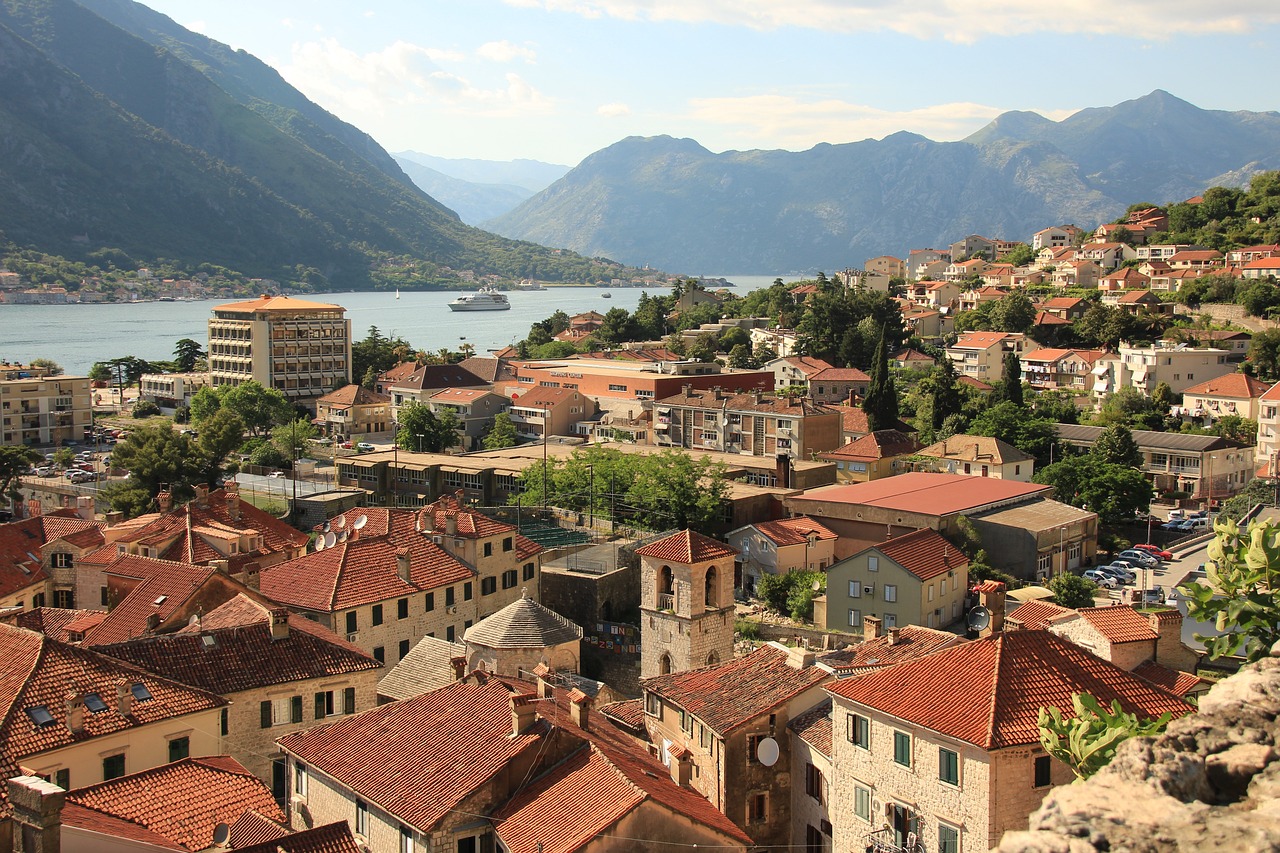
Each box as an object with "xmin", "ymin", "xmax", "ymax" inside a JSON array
[{"xmin": 139, "ymin": 1, "xmax": 1280, "ymax": 167}]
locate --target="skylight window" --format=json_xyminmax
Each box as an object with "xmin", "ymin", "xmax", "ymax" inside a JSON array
[
  {"xmin": 25, "ymin": 706, "xmax": 55, "ymax": 727},
  {"xmin": 130, "ymin": 683, "xmax": 153, "ymax": 702},
  {"xmin": 84, "ymin": 693, "xmax": 108, "ymax": 713},
  {"xmin": 201, "ymin": 635, "xmax": 217, "ymax": 649},
  {"xmin": 153, "ymin": 596, "xmax": 167, "ymax": 606}
]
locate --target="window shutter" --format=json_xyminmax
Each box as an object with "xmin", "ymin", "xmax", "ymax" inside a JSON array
[
  {"xmin": 290, "ymin": 695, "xmax": 303, "ymax": 724},
  {"xmin": 315, "ymin": 692, "xmax": 326, "ymax": 720},
  {"xmin": 343, "ymin": 687, "xmax": 356, "ymax": 715},
  {"xmin": 260, "ymin": 700, "xmax": 272, "ymax": 729}
]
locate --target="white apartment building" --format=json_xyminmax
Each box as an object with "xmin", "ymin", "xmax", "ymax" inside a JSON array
[
  {"xmin": 0, "ymin": 373, "xmax": 92, "ymax": 447},
  {"xmin": 1095, "ymin": 342, "xmax": 1234, "ymax": 398}
]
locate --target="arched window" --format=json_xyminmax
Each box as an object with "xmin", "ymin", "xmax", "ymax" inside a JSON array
[
  {"xmin": 706, "ymin": 650, "xmax": 720, "ymax": 666},
  {"xmin": 660, "ymin": 565, "xmax": 674, "ymax": 594},
  {"xmin": 659, "ymin": 653, "xmax": 673, "ymax": 675},
  {"xmin": 705, "ymin": 565, "xmax": 718, "ymax": 608},
  {"xmin": 602, "ymin": 600, "xmax": 613, "ymax": 622}
]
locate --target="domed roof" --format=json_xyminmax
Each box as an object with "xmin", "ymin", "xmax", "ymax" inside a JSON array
[{"xmin": 464, "ymin": 590, "xmax": 582, "ymax": 650}]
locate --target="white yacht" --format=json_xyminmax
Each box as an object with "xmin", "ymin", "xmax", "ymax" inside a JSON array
[{"xmin": 448, "ymin": 287, "xmax": 511, "ymax": 311}]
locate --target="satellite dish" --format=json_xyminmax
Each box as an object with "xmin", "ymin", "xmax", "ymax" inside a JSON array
[
  {"xmin": 211, "ymin": 823, "xmax": 230, "ymax": 846},
  {"xmin": 314, "ymin": 536, "xmax": 325, "ymax": 552},
  {"xmin": 324, "ymin": 532, "xmax": 336, "ymax": 549},
  {"xmin": 352, "ymin": 514, "xmax": 368, "ymax": 530},
  {"xmin": 334, "ymin": 515, "xmax": 346, "ymax": 529},
  {"xmin": 967, "ymin": 606, "xmax": 991, "ymax": 632},
  {"xmin": 756, "ymin": 737, "xmax": 780, "ymax": 767},
  {"xmin": 322, "ymin": 522, "xmax": 330, "ymax": 533},
  {"xmin": 337, "ymin": 530, "xmax": 348, "ymax": 543}
]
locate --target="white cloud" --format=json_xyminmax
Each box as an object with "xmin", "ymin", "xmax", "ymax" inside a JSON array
[
  {"xmin": 476, "ymin": 40, "xmax": 538, "ymax": 63},
  {"xmin": 184, "ymin": 19, "xmax": 208, "ymax": 34},
  {"xmin": 504, "ymin": 1, "xmax": 1279, "ymax": 42},
  {"xmin": 597, "ymin": 102, "xmax": 632, "ymax": 117},
  {"xmin": 684, "ymin": 95, "xmax": 1076, "ymax": 148},
  {"xmin": 278, "ymin": 39, "xmax": 553, "ymax": 122}
]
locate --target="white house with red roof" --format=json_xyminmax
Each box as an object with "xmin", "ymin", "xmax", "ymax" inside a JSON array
[
  {"xmin": 1256, "ymin": 381, "xmax": 1280, "ymax": 475},
  {"xmin": 1181, "ymin": 372, "xmax": 1272, "ymax": 422},
  {"xmin": 945, "ymin": 332, "xmax": 1029, "ymax": 380},
  {"xmin": 1241, "ymin": 255, "xmax": 1280, "ymax": 280},
  {"xmin": 726, "ymin": 517, "xmax": 838, "ymax": 594},
  {"xmin": 827, "ymin": 629, "xmax": 1194, "ymax": 853}
]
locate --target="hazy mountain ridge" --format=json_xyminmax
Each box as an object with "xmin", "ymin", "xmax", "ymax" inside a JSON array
[
  {"xmin": 489, "ymin": 91, "xmax": 1280, "ymax": 272},
  {"xmin": 392, "ymin": 156, "xmax": 536, "ymax": 225}
]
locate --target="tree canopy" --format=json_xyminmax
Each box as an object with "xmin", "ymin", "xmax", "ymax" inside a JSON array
[{"xmin": 396, "ymin": 402, "xmax": 460, "ymax": 454}]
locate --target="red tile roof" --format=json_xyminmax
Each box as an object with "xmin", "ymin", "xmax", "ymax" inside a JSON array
[
  {"xmin": 634, "ymin": 529, "xmax": 738, "ymax": 564},
  {"xmin": 214, "ymin": 295, "xmax": 343, "ymax": 312},
  {"xmin": 751, "ymin": 517, "xmax": 838, "ymax": 547},
  {"xmin": 598, "ymin": 698, "xmax": 645, "ymax": 731},
  {"xmin": 9, "ymin": 607, "xmax": 105, "ymax": 643},
  {"xmin": 871, "ymin": 528, "xmax": 969, "ymax": 581},
  {"xmin": 95, "ymin": 595, "xmax": 380, "ymax": 694},
  {"xmin": 1132, "ymin": 660, "xmax": 1206, "ymax": 697},
  {"xmin": 957, "ymin": 375, "xmax": 993, "ymax": 391},
  {"xmin": 821, "ymin": 430, "xmax": 921, "ymax": 461},
  {"xmin": 809, "ymin": 367, "xmax": 871, "ymax": 383},
  {"xmin": 417, "ymin": 494, "xmax": 539, "ymax": 554},
  {"xmin": 232, "ymin": 822, "xmax": 363, "ymax": 853},
  {"xmin": 0, "ymin": 510, "xmax": 102, "ymax": 598},
  {"xmin": 818, "ymin": 626, "xmax": 962, "ymax": 675},
  {"xmin": 64, "ymin": 756, "xmax": 284, "ymax": 852},
  {"xmin": 789, "ymin": 699, "xmax": 833, "ymax": 757},
  {"xmin": 1007, "ymin": 600, "xmax": 1075, "ymax": 630},
  {"xmin": 643, "ymin": 644, "xmax": 831, "ymax": 735},
  {"xmin": 791, "ymin": 472, "xmax": 1047, "ymax": 517},
  {"xmin": 278, "ymin": 680, "xmax": 545, "ymax": 833},
  {"xmin": 79, "ymin": 556, "xmax": 221, "ymax": 646},
  {"xmin": 228, "ymin": 810, "xmax": 290, "ymax": 846},
  {"xmin": 1182, "ymin": 373, "xmax": 1270, "ymax": 399},
  {"xmin": 1077, "ymin": 606, "xmax": 1158, "ymax": 644},
  {"xmin": 827, "ymin": 630, "xmax": 1192, "ymax": 749},
  {"xmin": 316, "ymin": 384, "xmax": 391, "ymax": 407},
  {"xmin": 829, "ymin": 405, "xmax": 915, "ymax": 436}
]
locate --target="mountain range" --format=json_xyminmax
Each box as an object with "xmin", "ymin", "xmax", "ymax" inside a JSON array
[
  {"xmin": 486, "ymin": 91, "xmax": 1280, "ymax": 273},
  {"xmin": 0, "ymin": 0, "xmax": 618, "ymax": 287},
  {"xmin": 392, "ymin": 152, "xmax": 569, "ymax": 226}
]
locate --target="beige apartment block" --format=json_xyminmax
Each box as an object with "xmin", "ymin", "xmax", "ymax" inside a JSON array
[{"xmin": 0, "ymin": 373, "xmax": 92, "ymax": 447}]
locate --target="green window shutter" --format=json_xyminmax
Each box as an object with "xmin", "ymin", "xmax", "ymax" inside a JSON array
[
  {"xmin": 260, "ymin": 700, "xmax": 272, "ymax": 729},
  {"xmin": 343, "ymin": 687, "xmax": 356, "ymax": 715},
  {"xmin": 290, "ymin": 695, "xmax": 303, "ymax": 724},
  {"xmin": 315, "ymin": 692, "xmax": 326, "ymax": 720}
]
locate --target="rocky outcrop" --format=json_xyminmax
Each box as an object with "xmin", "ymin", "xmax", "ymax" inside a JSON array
[{"xmin": 995, "ymin": 646, "xmax": 1280, "ymax": 852}]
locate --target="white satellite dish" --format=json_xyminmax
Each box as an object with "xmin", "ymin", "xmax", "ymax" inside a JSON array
[
  {"xmin": 352, "ymin": 514, "xmax": 368, "ymax": 530},
  {"xmin": 314, "ymin": 536, "xmax": 325, "ymax": 552},
  {"xmin": 324, "ymin": 532, "xmax": 337, "ymax": 549},
  {"xmin": 756, "ymin": 736, "xmax": 780, "ymax": 767},
  {"xmin": 967, "ymin": 606, "xmax": 991, "ymax": 632},
  {"xmin": 333, "ymin": 515, "xmax": 346, "ymax": 529}
]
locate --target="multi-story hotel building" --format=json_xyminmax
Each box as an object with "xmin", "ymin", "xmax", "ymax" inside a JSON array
[
  {"xmin": 207, "ymin": 295, "xmax": 351, "ymax": 403},
  {"xmin": 0, "ymin": 372, "xmax": 92, "ymax": 447}
]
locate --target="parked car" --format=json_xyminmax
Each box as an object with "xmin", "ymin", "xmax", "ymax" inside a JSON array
[
  {"xmin": 1167, "ymin": 508, "xmax": 1187, "ymax": 520},
  {"xmin": 1083, "ymin": 570, "xmax": 1119, "ymax": 588},
  {"xmin": 67, "ymin": 470, "xmax": 94, "ymax": 483},
  {"xmin": 339, "ymin": 441, "xmax": 353, "ymax": 450},
  {"xmin": 1162, "ymin": 519, "xmax": 1193, "ymax": 532},
  {"xmin": 356, "ymin": 442, "xmax": 375, "ymax": 452},
  {"xmin": 1116, "ymin": 550, "xmax": 1159, "ymax": 568},
  {"xmin": 1131, "ymin": 586, "xmax": 1167, "ymax": 605},
  {"xmin": 1132, "ymin": 544, "xmax": 1173, "ymax": 561},
  {"xmin": 1097, "ymin": 563, "xmax": 1137, "ymax": 583},
  {"xmin": 33, "ymin": 466, "xmax": 53, "ymax": 477},
  {"xmin": 1188, "ymin": 517, "xmax": 1211, "ymax": 531},
  {"xmin": 267, "ymin": 471, "xmax": 285, "ymax": 479}
]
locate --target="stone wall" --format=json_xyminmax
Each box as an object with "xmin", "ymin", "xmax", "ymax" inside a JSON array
[{"xmin": 995, "ymin": 646, "xmax": 1280, "ymax": 852}]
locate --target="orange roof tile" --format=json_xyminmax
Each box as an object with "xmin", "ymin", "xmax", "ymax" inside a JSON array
[
  {"xmin": 1077, "ymin": 606, "xmax": 1158, "ymax": 644},
  {"xmin": 818, "ymin": 626, "xmax": 961, "ymax": 675},
  {"xmin": 821, "ymin": 430, "xmax": 921, "ymax": 462},
  {"xmin": 598, "ymin": 698, "xmax": 645, "ymax": 731},
  {"xmin": 214, "ymin": 295, "xmax": 344, "ymax": 312},
  {"xmin": 0, "ymin": 510, "xmax": 102, "ymax": 599},
  {"xmin": 751, "ymin": 517, "xmax": 838, "ymax": 547},
  {"xmin": 827, "ymin": 630, "xmax": 1192, "ymax": 749},
  {"xmin": 1182, "ymin": 373, "xmax": 1270, "ymax": 399},
  {"xmin": 643, "ymin": 644, "xmax": 830, "ymax": 734},
  {"xmin": 315, "ymin": 384, "xmax": 390, "ymax": 407},
  {"xmin": 809, "ymin": 367, "xmax": 872, "ymax": 382},
  {"xmin": 233, "ymin": 822, "xmax": 362, "ymax": 853},
  {"xmin": 634, "ymin": 529, "xmax": 737, "ymax": 564},
  {"xmin": 872, "ymin": 528, "xmax": 969, "ymax": 582},
  {"xmin": 792, "ymin": 473, "xmax": 1047, "ymax": 517},
  {"xmin": 1132, "ymin": 660, "xmax": 1206, "ymax": 698},
  {"xmin": 789, "ymin": 699, "xmax": 833, "ymax": 757},
  {"xmin": 65, "ymin": 756, "xmax": 284, "ymax": 851},
  {"xmin": 1007, "ymin": 600, "xmax": 1075, "ymax": 630}
]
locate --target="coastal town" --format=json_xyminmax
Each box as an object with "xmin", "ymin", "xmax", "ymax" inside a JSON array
[{"xmin": 2, "ymin": 199, "xmax": 1280, "ymax": 853}]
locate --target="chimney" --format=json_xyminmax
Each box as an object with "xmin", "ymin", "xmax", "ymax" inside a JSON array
[
  {"xmin": 225, "ymin": 484, "xmax": 240, "ymax": 522},
  {"xmin": 445, "ymin": 513, "xmax": 458, "ymax": 537},
  {"xmin": 396, "ymin": 548, "xmax": 411, "ymax": 583},
  {"xmin": 145, "ymin": 613, "xmax": 161, "ymax": 633},
  {"xmin": 449, "ymin": 656, "xmax": 467, "ymax": 681},
  {"xmin": 106, "ymin": 511, "xmax": 124, "ymax": 527},
  {"xmin": 567, "ymin": 688, "xmax": 592, "ymax": 731},
  {"xmin": 510, "ymin": 693, "xmax": 538, "ymax": 736},
  {"xmin": 976, "ymin": 580, "xmax": 1007, "ymax": 637},
  {"xmin": 157, "ymin": 490, "xmax": 173, "ymax": 514},
  {"xmin": 1148, "ymin": 609, "xmax": 1195, "ymax": 670},
  {"xmin": 533, "ymin": 663, "xmax": 555, "ymax": 698},
  {"xmin": 269, "ymin": 607, "xmax": 290, "ymax": 641},
  {"xmin": 65, "ymin": 692, "xmax": 84, "ymax": 735},
  {"xmin": 8, "ymin": 776, "xmax": 65, "ymax": 853},
  {"xmin": 786, "ymin": 646, "xmax": 815, "ymax": 669},
  {"xmin": 887, "ymin": 627, "xmax": 901, "ymax": 646},
  {"xmin": 863, "ymin": 614, "xmax": 882, "ymax": 640},
  {"xmin": 194, "ymin": 484, "xmax": 209, "ymax": 508},
  {"xmin": 116, "ymin": 681, "xmax": 134, "ymax": 716},
  {"xmin": 668, "ymin": 746, "xmax": 693, "ymax": 787},
  {"xmin": 753, "ymin": 391, "xmax": 763, "ymax": 404},
  {"xmin": 241, "ymin": 562, "xmax": 261, "ymax": 591},
  {"xmin": 75, "ymin": 496, "xmax": 94, "ymax": 522},
  {"xmin": 211, "ymin": 559, "xmax": 229, "ymax": 575},
  {"xmin": 775, "ymin": 454, "xmax": 791, "ymax": 489},
  {"xmin": 683, "ymin": 384, "xmax": 693, "ymax": 398},
  {"xmin": 713, "ymin": 385, "xmax": 723, "ymax": 400}
]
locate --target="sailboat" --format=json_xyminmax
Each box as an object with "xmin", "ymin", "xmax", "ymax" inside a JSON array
[{"xmin": 395, "ymin": 288, "xmax": 400, "ymax": 300}]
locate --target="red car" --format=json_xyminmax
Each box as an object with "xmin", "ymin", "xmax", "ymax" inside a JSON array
[{"xmin": 1132, "ymin": 544, "xmax": 1173, "ymax": 561}]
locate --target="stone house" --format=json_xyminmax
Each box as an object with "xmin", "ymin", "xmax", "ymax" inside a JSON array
[
  {"xmin": 826, "ymin": 629, "xmax": 1194, "ymax": 853},
  {"xmin": 790, "ymin": 700, "xmax": 835, "ymax": 853},
  {"xmin": 726, "ymin": 517, "xmax": 838, "ymax": 596},
  {"xmin": 913, "ymin": 434, "xmax": 1035, "ymax": 482},
  {"xmin": 807, "ymin": 367, "xmax": 871, "ymax": 405},
  {"xmin": 314, "ymin": 384, "xmax": 392, "ymax": 440},
  {"xmin": 641, "ymin": 643, "xmax": 834, "ymax": 849},
  {"xmin": 0, "ymin": 508, "xmax": 104, "ymax": 612},
  {"xmin": 637, "ymin": 530, "xmax": 738, "ymax": 678},
  {"xmin": 819, "ymin": 430, "xmax": 923, "ymax": 484}
]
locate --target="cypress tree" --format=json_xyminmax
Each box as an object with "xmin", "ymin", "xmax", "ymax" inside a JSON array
[
  {"xmin": 997, "ymin": 352, "xmax": 1024, "ymax": 407},
  {"xmin": 863, "ymin": 327, "xmax": 899, "ymax": 431}
]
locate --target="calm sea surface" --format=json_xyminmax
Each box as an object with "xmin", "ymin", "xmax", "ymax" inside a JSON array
[{"xmin": 0, "ymin": 275, "xmax": 799, "ymax": 375}]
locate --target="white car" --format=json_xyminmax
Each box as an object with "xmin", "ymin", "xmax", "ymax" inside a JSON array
[
  {"xmin": 267, "ymin": 471, "xmax": 285, "ymax": 479},
  {"xmin": 33, "ymin": 466, "xmax": 54, "ymax": 477}
]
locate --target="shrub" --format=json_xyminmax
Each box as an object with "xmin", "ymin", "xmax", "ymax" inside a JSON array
[{"xmin": 131, "ymin": 400, "xmax": 161, "ymax": 419}]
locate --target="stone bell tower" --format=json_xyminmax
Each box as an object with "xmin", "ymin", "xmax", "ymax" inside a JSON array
[{"xmin": 637, "ymin": 530, "xmax": 738, "ymax": 679}]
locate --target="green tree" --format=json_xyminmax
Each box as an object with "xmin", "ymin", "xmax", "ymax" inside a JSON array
[
  {"xmin": 862, "ymin": 327, "xmax": 899, "ymax": 431},
  {"xmin": 1038, "ymin": 693, "xmax": 1173, "ymax": 781},
  {"xmin": 1048, "ymin": 573, "xmax": 1099, "ymax": 609},
  {"xmin": 132, "ymin": 400, "xmax": 161, "ymax": 419},
  {"xmin": 1210, "ymin": 414, "xmax": 1257, "ymax": 446},
  {"xmin": 1033, "ymin": 455, "xmax": 1152, "ymax": 525},
  {"xmin": 969, "ymin": 401, "xmax": 1056, "ymax": 464},
  {"xmin": 727, "ymin": 343, "xmax": 755, "ymax": 369},
  {"xmin": 1248, "ymin": 329, "xmax": 1280, "ymax": 382},
  {"xmin": 104, "ymin": 424, "xmax": 205, "ymax": 512},
  {"xmin": 989, "ymin": 291, "xmax": 1036, "ymax": 334},
  {"xmin": 88, "ymin": 363, "xmax": 111, "ymax": 382},
  {"xmin": 1000, "ymin": 244, "xmax": 1036, "ymax": 266},
  {"xmin": 271, "ymin": 418, "xmax": 319, "ymax": 463},
  {"xmin": 0, "ymin": 445, "xmax": 42, "ymax": 508},
  {"xmin": 219, "ymin": 381, "xmax": 293, "ymax": 437},
  {"xmin": 483, "ymin": 412, "xmax": 518, "ymax": 450},
  {"xmin": 396, "ymin": 402, "xmax": 459, "ymax": 453},
  {"xmin": 1179, "ymin": 516, "xmax": 1280, "ymax": 662},
  {"xmin": 1151, "ymin": 381, "xmax": 1176, "ymax": 414},
  {"xmin": 29, "ymin": 358, "xmax": 62, "ymax": 376},
  {"xmin": 188, "ymin": 386, "xmax": 223, "ymax": 424},
  {"xmin": 1092, "ymin": 425, "xmax": 1142, "ymax": 468},
  {"xmin": 173, "ymin": 338, "xmax": 205, "ymax": 373},
  {"xmin": 993, "ymin": 352, "xmax": 1024, "ymax": 407},
  {"xmin": 194, "ymin": 409, "xmax": 246, "ymax": 485}
]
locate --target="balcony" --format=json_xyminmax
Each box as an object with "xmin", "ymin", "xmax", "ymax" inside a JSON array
[
  {"xmin": 656, "ymin": 593, "xmax": 674, "ymax": 611},
  {"xmin": 865, "ymin": 828, "xmax": 923, "ymax": 853}
]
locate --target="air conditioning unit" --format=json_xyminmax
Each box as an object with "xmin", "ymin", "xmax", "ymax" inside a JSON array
[
  {"xmin": 863, "ymin": 585, "xmax": 874, "ymax": 596},
  {"xmin": 347, "ymin": 633, "xmax": 358, "ymax": 642},
  {"xmin": 446, "ymin": 605, "xmax": 458, "ymax": 615},
  {"xmin": 432, "ymin": 535, "xmax": 443, "ymax": 544}
]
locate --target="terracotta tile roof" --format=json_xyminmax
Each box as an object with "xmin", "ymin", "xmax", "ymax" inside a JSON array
[
  {"xmin": 417, "ymin": 494, "xmax": 538, "ymax": 550},
  {"xmin": 870, "ymin": 528, "xmax": 969, "ymax": 582},
  {"xmin": 213, "ymin": 295, "xmax": 343, "ymax": 312},
  {"xmin": 377, "ymin": 361, "xmax": 422, "ymax": 385},
  {"xmin": 0, "ymin": 624, "xmax": 225, "ymax": 792},
  {"xmin": 391, "ymin": 363, "xmax": 488, "ymax": 392},
  {"xmin": 233, "ymin": 822, "xmax": 362, "ymax": 853},
  {"xmin": 1007, "ymin": 600, "xmax": 1075, "ymax": 630},
  {"xmin": 0, "ymin": 510, "xmax": 102, "ymax": 598},
  {"xmin": 826, "ymin": 630, "xmax": 1192, "ymax": 749},
  {"xmin": 510, "ymin": 385, "xmax": 587, "ymax": 408},
  {"xmin": 892, "ymin": 348, "xmax": 935, "ymax": 364},
  {"xmin": 1132, "ymin": 660, "xmax": 1206, "ymax": 697},
  {"xmin": 818, "ymin": 626, "xmax": 962, "ymax": 675},
  {"xmin": 1182, "ymin": 373, "xmax": 1270, "ymax": 399},
  {"xmin": 8, "ymin": 607, "xmax": 105, "ymax": 643},
  {"xmin": 634, "ymin": 529, "xmax": 737, "ymax": 564},
  {"xmin": 315, "ymin": 384, "xmax": 390, "ymax": 407},
  {"xmin": 751, "ymin": 517, "xmax": 838, "ymax": 547},
  {"xmin": 824, "ymin": 429, "xmax": 921, "ymax": 461},
  {"xmin": 598, "ymin": 698, "xmax": 645, "ymax": 731},
  {"xmin": 456, "ymin": 356, "xmax": 516, "ymax": 384},
  {"xmin": 952, "ymin": 332, "xmax": 1017, "ymax": 349},
  {"xmin": 956, "ymin": 376, "xmax": 993, "ymax": 391},
  {"xmin": 428, "ymin": 387, "xmax": 497, "ymax": 403},
  {"xmin": 654, "ymin": 388, "xmax": 837, "ymax": 417},
  {"xmin": 64, "ymin": 756, "xmax": 284, "ymax": 851},
  {"xmin": 789, "ymin": 699, "xmax": 833, "ymax": 758},
  {"xmin": 642, "ymin": 644, "xmax": 831, "ymax": 735},
  {"xmin": 778, "ymin": 356, "xmax": 835, "ymax": 375},
  {"xmin": 493, "ymin": 745, "xmax": 643, "ymax": 853},
  {"xmin": 809, "ymin": 367, "xmax": 871, "ymax": 382},
  {"xmin": 228, "ymin": 809, "xmax": 290, "ymax": 846},
  {"xmin": 1078, "ymin": 606, "xmax": 1159, "ymax": 644},
  {"xmin": 1116, "ymin": 289, "xmax": 1159, "ymax": 303},
  {"xmin": 61, "ymin": 802, "xmax": 182, "ymax": 848},
  {"xmin": 1041, "ymin": 297, "xmax": 1083, "ymax": 309},
  {"xmin": 95, "ymin": 595, "xmax": 379, "ymax": 694},
  {"xmin": 792, "ymin": 473, "xmax": 1047, "ymax": 517},
  {"xmin": 829, "ymin": 405, "xmax": 915, "ymax": 436},
  {"xmin": 916, "ymin": 434, "xmax": 1033, "ymax": 465},
  {"xmin": 277, "ymin": 680, "xmax": 547, "ymax": 833}
]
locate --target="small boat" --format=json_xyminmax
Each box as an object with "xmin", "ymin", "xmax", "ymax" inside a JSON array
[
  {"xmin": 448, "ymin": 287, "xmax": 510, "ymax": 312},
  {"xmin": 396, "ymin": 288, "xmax": 400, "ymax": 300},
  {"xmin": 601, "ymin": 292, "xmax": 612, "ymax": 298}
]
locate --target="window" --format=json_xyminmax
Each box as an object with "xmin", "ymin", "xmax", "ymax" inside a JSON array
[
  {"xmin": 747, "ymin": 793, "xmax": 767, "ymax": 823},
  {"xmin": 746, "ymin": 734, "xmax": 767, "ymax": 765},
  {"xmin": 939, "ymin": 747, "xmax": 959, "ymax": 785},
  {"xmin": 51, "ymin": 552, "xmax": 73, "ymax": 568},
  {"xmin": 397, "ymin": 598, "xmax": 409, "ymax": 619},
  {"xmin": 345, "ymin": 611, "xmax": 357, "ymax": 634},
  {"xmin": 291, "ymin": 695, "xmax": 303, "ymax": 724},
  {"xmin": 343, "ymin": 687, "xmax": 356, "ymax": 715},
  {"xmin": 356, "ymin": 800, "xmax": 368, "ymax": 836},
  {"xmin": 847, "ymin": 608, "xmax": 861, "ymax": 628},
  {"xmin": 503, "ymin": 537, "xmax": 513, "ymax": 552},
  {"xmin": 103, "ymin": 753, "xmax": 126, "ymax": 780},
  {"xmin": 482, "ymin": 576, "xmax": 497, "ymax": 595},
  {"xmin": 893, "ymin": 731, "xmax": 911, "ymax": 767},
  {"xmin": 464, "ymin": 582, "xmax": 473, "ymax": 600},
  {"xmin": 371, "ymin": 604, "xmax": 383, "ymax": 626},
  {"xmin": 928, "ymin": 584, "xmax": 935, "ymax": 602},
  {"xmin": 938, "ymin": 823, "xmax": 960, "ymax": 853},
  {"xmin": 806, "ymin": 824, "xmax": 823, "ymax": 853},
  {"xmin": 854, "ymin": 785, "xmax": 871, "ymax": 821},
  {"xmin": 446, "ymin": 625, "xmax": 455, "ymax": 642},
  {"xmin": 399, "ymin": 639, "xmax": 410, "ymax": 660},
  {"xmin": 445, "ymin": 587, "xmax": 455, "ymax": 607},
  {"xmin": 53, "ymin": 589, "xmax": 73, "ymax": 608},
  {"xmin": 101, "ymin": 586, "xmax": 108, "ymax": 606},
  {"xmin": 400, "ymin": 825, "xmax": 414, "ymax": 853},
  {"xmin": 523, "ymin": 562, "xmax": 535, "ymax": 581},
  {"xmin": 167, "ymin": 736, "xmax": 190, "ymax": 762},
  {"xmin": 502, "ymin": 569, "xmax": 518, "ymax": 589},
  {"xmin": 847, "ymin": 714, "xmax": 869, "ymax": 749},
  {"xmin": 884, "ymin": 584, "xmax": 897, "ymax": 603},
  {"xmin": 1034, "ymin": 755, "xmax": 1052, "ymax": 787},
  {"xmin": 484, "ymin": 542, "xmax": 493, "ymax": 557},
  {"xmin": 55, "ymin": 768, "xmax": 69, "ymax": 790},
  {"xmin": 867, "ymin": 556, "xmax": 879, "ymax": 572},
  {"xmin": 315, "ymin": 691, "xmax": 335, "ymax": 719},
  {"xmin": 373, "ymin": 646, "xmax": 385, "ymax": 663},
  {"xmin": 847, "ymin": 580, "xmax": 861, "ymax": 598},
  {"xmin": 220, "ymin": 708, "xmax": 229, "ymax": 736},
  {"xmin": 425, "ymin": 592, "xmax": 435, "ymax": 612},
  {"xmin": 805, "ymin": 763, "xmax": 824, "ymax": 804},
  {"xmin": 294, "ymin": 762, "xmax": 308, "ymax": 796},
  {"xmin": 645, "ymin": 693, "xmax": 661, "ymax": 717}
]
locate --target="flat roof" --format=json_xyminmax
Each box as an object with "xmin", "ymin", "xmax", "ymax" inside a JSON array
[
  {"xmin": 1054, "ymin": 423, "xmax": 1241, "ymax": 453},
  {"xmin": 788, "ymin": 472, "xmax": 1047, "ymax": 516},
  {"xmin": 469, "ymin": 441, "xmax": 833, "ymax": 472},
  {"xmin": 969, "ymin": 497, "xmax": 1096, "ymax": 530}
]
